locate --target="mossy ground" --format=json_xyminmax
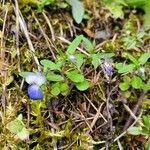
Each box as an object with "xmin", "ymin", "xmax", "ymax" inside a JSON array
[{"xmin": 0, "ymin": 0, "xmax": 150, "ymax": 149}]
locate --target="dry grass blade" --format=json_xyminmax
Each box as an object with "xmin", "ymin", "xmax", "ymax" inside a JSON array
[
  {"xmin": 18, "ymin": 10, "xmax": 41, "ymax": 71},
  {"xmin": 32, "ymin": 12, "xmax": 56, "ymax": 60},
  {"xmin": 87, "ymin": 103, "xmax": 104, "ymax": 133},
  {"xmin": 14, "ymin": 0, "xmax": 20, "ymax": 72},
  {"xmin": 42, "ymin": 11, "xmax": 55, "ymax": 42},
  {"xmin": 84, "ymin": 94, "xmax": 107, "ymax": 122}
]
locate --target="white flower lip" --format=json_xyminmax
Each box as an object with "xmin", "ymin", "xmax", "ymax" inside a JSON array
[{"xmin": 25, "ymin": 72, "xmax": 46, "ymax": 86}]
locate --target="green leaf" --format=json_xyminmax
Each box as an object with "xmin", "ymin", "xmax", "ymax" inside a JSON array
[
  {"xmin": 143, "ymin": 116, "xmax": 150, "ymax": 129},
  {"xmin": 19, "ymin": 72, "xmax": 33, "ymax": 78},
  {"xmin": 128, "ymin": 127, "xmax": 142, "ymax": 135},
  {"xmin": 66, "ymin": 70, "xmax": 84, "ymax": 83},
  {"xmin": 99, "ymin": 53, "xmax": 115, "ymax": 59},
  {"xmin": 107, "ymin": 4, "xmax": 124, "ymax": 19},
  {"xmin": 66, "ymin": 0, "xmax": 84, "ymax": 24},
  {"xmin": 119, "ymin": 82, "xmax": 130, "ymax": 91},
  {"xmin": 46, "ymin": 73, "xmax": 64, "ymax": 81},
  {"xmin": 17, "ymin": 127, "xmax": 29, "ymax": 140},
  {"xmin": 138, "ymin": 53, "xmax": 150, "ymax": 65},
  {"xmin": 82, "ymin": 37, "xmax": 94, "ymax": 51},
  {"xmin": 76, "ymin": 54, "xmax": 85, "ymax": 69},
  {"xmin": 60, "ymin": 82, "xmax": 69, "ymax": 95},
  {"xmin": 116, "ymin": 63, "xmax": 136, "ymax": 73},
  {"xmin": 141, "ymin": 83, "xmax": 150, "ymax": 91},
  {"xmin": 6, "ymin": 114, "xmax": 24, "ymax": 134},
  {"xmin": 66, "ymin": 35, "xmax": 84, "ymax": 55},
  {"xmin": 92, "ymin": 54, "xmax": 100, "ymax": 69},
  {"xmin": 131, "ymin": 76, "xmax": 143, "ymax": 89},
  {"xmin": 75, "ymin": 80, "xmax": 90, "ymax": 91},
  {"xmin": 40, "ymin": 59, "xmax": 61, "ymax": 71},
  {"xmin": 51, "ymin": 83, "xmax": 61, "ymax": 96},
  {"xmin": 124, "ymin": 52, "xmax": 138, "ymax": 65},
  {"xmin": 123, "ymin": 75, "xmax": 131, "ymax": 83}
]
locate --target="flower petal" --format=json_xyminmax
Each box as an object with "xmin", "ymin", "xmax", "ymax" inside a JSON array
[
  {"xmin": 25, "ymin": 72, "xmax": 46, "ymax": 86},
  {"xmin": 103, "ymin": 61, "xmax": 114, "ymax": 75},
  {"xmin": 27, "ymin": 85, "xmax": 43, "ymax": 100}
]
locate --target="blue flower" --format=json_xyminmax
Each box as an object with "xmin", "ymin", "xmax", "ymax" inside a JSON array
[
  {"xmin": 25, "ymin": 72, "xmax": 46, "ymax": 86},
  {"xmin": 25, "ymin": 72, "xmax": 46, "ymax": 100},
  {"xmin": 28, "ymin": 84, "xmax": 43, "ymax": 100},
  {"xmin": 103, "ymin": 61, "xmax": 114, "ymax": 75}
]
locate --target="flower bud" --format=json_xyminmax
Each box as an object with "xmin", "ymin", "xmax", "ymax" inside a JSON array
[{"xmin": 103, "ymin": 61, "xmax": 114, "ymax": 75}]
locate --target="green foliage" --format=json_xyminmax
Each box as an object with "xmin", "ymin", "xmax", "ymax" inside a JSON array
[
  {"xmin": 66, "ymin": 35, "xmax": 84, "ymax": 55},
  {"xmin": 128, "ymin": 115, "xmax": 150, "ymax": 149},
  {"xmin": 19, "ymin": 71, "xmax": 33, "ymax": 78},
  {"xmin": 104, "ymin": 0, "xmax": 150, "ymax": 28},
  {"xmin": 66, "ymin": 70, "xmax": 84, "ymax": 83},
  {"xmin": 75, "ymin": 80, "xmax": 90, "ymax": 91},
  {"xmin": 138, "ymin": 53, "xmax": 150, "ymax": 65},
  {"xmin": 116, "ymin": 52, "xmax": 150, "ymax": 91},
  {"xmin": 40, "ymin": 59, "xmax": 61, "ymax": 71},
  {"xmin": 66, "ymin": 35, "xmax": 93, "ymax": 55},
  {"xmin": 37, "ymin": 0, "xmax": 85, "ymax": 23},
  {"xmin": 6, "ymin": 114, "xmax": 29, "ymax": 140},
  {"xmin": 66, "ymin": 0, "xmax": 85, "ymax": 24},
  {"xmin": 104, "ymin": 0, "xmax": 127, "ymax": 19},
  {"xmin": 119, "ymin": 82, "xmax": 130, "ymax": 91},
  {"xmin": 46, "ymin": 73, "xmax": 64, "ymax": 81},
  {"xmin": 115, "ymin": 63, "xmax": 136, "ymax": 74},
  {"xmin": 131, "ymin": 76, "xmax": 143, "ymax": 89}
]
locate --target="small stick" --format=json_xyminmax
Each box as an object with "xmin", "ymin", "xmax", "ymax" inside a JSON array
[
  {"xmin": 14, "ymin": 0, "xmax": 21, "ymax": 72},
  {"xmin": 123, "ymin": 90, "xmax": 147, "ymax": 131},
  {"xmin": 33, "ymin": 12, "xmax": 56, "ymax": 60},
  {"xmin": 42, "ymin": 11, "xmax": 55, "ymax": 41}
]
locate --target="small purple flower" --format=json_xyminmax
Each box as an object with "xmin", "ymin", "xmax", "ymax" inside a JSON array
[
  {"xmin": 28, "ymin": 85, "xmax": 43, "ymax": 100},
  {"xmin": 25, "ymin": 72, "xmax": 46, "ymax": 100},
  {"xmin": 103, "ymin": 61, "xmax": 114, "ymax": 75}
]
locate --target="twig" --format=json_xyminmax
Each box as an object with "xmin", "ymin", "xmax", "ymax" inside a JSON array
[
  {"xmin": 123, "ymin": 104, "xmax": 137, "ymax": 120},
  {"xmin": 123, "ymin": 90, "xmax": 147, "ymax": 131},
  {"xmin": 42, "ymin": 11, "xmax": 55, "ymax": 41},
  {"xmin": 88, "ymin": 103, "xmax": 103, "ymax": 133},
  {"xmin": 84, "ymin": 94, "xmax": 107, "ymax": 122},
  {"xmin": 14, "ymin": 0, "xmax": 21, "ymax": 72},
  {"xmin": 117, "ymin": 139, "xmax": 123, "ymax": 150},
  {"xmin": 77, "ymin": 108, "xmax": 93, "ymax": 132}
]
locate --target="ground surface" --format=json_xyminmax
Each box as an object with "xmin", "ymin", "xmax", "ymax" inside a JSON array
[{"xmin": 0, "ymin": 0, "xmax": 150, "ymax": 149}]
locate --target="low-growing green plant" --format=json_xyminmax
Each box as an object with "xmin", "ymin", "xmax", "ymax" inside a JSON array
[
  {"xmin": 37, "ymin": 0, "xmax": 85, "ymax": 24},
  {"xmin": 128, "ymin": 115, "xmax": 150, "ymax": 149},
  {"xmin": 104, "ymin": 0, "xmax": 150, "ymax": 28},
  {"xmin": 116, "ymin": 52, "xmax": 150, "ymax": 91}
]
